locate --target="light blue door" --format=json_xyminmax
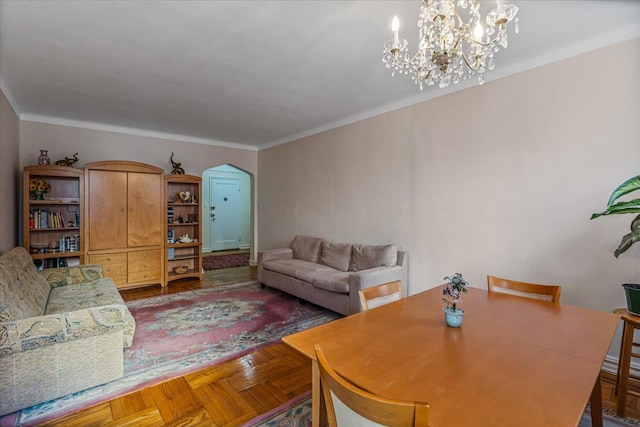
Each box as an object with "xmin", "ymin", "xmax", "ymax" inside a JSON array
[{"xmin": 210, "ymin": 177, "xmax": 241, "ymax": 251}]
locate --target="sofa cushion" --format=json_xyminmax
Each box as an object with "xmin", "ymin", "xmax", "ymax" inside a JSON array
[
  {"xmin": 46, "ymin": 278, "xmax": 136, "ymax": 347},
  {"xmin": 319, "ymin": 242, "xmax": 352, "ymax": 272},
  {"xmin": 349, "ymin": 244, "xmax": 398, "ymax": 272},
  {"xmin": 46, "ymin": 278, "xmax": 128, "ymax": 314},
  {"xmin": 0, "ymin": 247, "xmax": 51, "ymax": 322},
  {"xmin": 263, "ymin": 259, "xmax": 337, "ymax": 283},
  {"xmin": 291, "ymin": 235, "xmax": 325, "ymax": 263},
  {"xmin": 309, "ymin": 271, "xmax": 350, "ymax": 294},
  {"xmin": 41, "ymin": 265, "xmax": 104, "ymax": 288}
]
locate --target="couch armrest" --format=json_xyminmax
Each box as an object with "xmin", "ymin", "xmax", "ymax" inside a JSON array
[
  {"xmin": 348, "ymin": 265, "xmax": 404, "ymax": 290},
  {"xmin": 347, "ymin": 265, "xmax": 404, "ymax": 314},
  {"xmin": 40, "ymin": 265, "xmax": 104, "ymax": 288},
  {"xmin": 0, "ymin": 304, "xmax": 126, "ymax": 356},
  {"xmin": 257, "ymin": 249, "xmax": 293, "ymax": 283},
  {"xmin": 258, "ymin": 248, "xmax": 293, "ymax": 263}
]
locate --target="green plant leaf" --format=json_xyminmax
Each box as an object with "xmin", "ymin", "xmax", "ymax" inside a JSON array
[
  {"xmin": 607, "ymin": 175, "xmax": 640, "ymax": 207},
  {"xmin": 591, "ymin": 199, "xmax": 640, "ymax": 219},
  {"xmin": 614, "ymin": 214, "xmax": 640, "ymax": 258},
  {"xmin": 614, "ymin": 231, "xmax": 640, "ymax": 257}
]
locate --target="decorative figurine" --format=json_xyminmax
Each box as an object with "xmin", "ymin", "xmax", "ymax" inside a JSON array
[
  {"xmin": 54, "ymin": 153, "xmax": 79, "ymax": 167},
  {"xmin": 170, "ymin": 152, "xmax": 185, "ymax": 174}
]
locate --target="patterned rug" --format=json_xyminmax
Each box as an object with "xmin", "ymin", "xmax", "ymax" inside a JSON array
[
  {"xmin": 203, "ymin": 252, "xmax": 250, "ymax": 270},
  {"xmin": 2, "ymin": 281, "xmax": 339, "ymax": 426},
  {"xmin": 247, "ymin": 399, "xmax": 640, "ymax": 427},
  {"xmin": 580, "ymin": 405, "xmax": 640, "ymax": 427}
]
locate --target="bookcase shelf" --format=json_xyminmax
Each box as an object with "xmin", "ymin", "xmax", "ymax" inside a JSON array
[
  {"xmin": 165, "ymin": 174, "xmax": 203, "ymax": 284},
  {"xmin": 23, "ymin": 165, "xmax": 85, "ymax": 269}
]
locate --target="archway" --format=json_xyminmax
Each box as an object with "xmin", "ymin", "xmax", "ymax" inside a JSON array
[{"xmin": 202, "ymin": 164, "xmax": 253, "ymax": 260}]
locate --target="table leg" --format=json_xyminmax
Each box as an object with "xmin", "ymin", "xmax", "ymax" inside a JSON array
[
  {"xmin": 590, "ymin": 372, "xmax": 603, "ymax": 427},
  {"xmin": 617, "ymin": 321, "xmax": 635, "ymax": 417},
  {"xmin": 311, "ymin": 359, "xmax": 327, "ymax": 427}
]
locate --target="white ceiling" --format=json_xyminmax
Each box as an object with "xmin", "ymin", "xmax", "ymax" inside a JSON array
[{"xmin": 1, "ymin": 1, "xmax": 639, "ymax": 150}]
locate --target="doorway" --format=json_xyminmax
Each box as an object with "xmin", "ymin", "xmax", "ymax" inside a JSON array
[
  {"xmin": 202, "ymin": 165, "xmax": 252, "ymax": 254},
  {"xmin": 210, "ymin": 176, "xmax": 241, "ymax": 251}
]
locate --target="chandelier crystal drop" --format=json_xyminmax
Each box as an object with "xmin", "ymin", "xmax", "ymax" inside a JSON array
[{"xmin": 382, "ymin": 0, "xmax": 519, "ymax": 90}]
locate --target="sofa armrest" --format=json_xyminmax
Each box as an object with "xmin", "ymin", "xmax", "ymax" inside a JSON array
[
  {"xmin": 258, "ymin": 248, "xmax": 293, "ymax": 263},
  {"xmin": 257, "ymin": 249, "xmax": 293, "ymax": 283},
  {"xmin": 0, "ymin": 304, "xmax": 126, "ymax": 356},
  {"xmin": 348, "ymin": 265, "xmax": 404, "ymax": 290},
  {"xmin": 40, "ymin": 265, "xmax": 104, "ymax": 288},
  {"xmin": 347, "ymin": 265, "xmax": 404, "ymax": 314}
]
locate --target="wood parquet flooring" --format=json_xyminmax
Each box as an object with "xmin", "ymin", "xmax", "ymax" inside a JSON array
[{"xmin": 40, "ymin": 265, "xmax": 640, "ymax": 425}]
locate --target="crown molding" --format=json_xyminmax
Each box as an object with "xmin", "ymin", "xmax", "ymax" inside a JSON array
[{"xmin": 19, "ymin": 114, "xmax": 258, "ymax": 152}]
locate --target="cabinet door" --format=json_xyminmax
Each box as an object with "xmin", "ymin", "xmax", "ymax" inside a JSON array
[
  {"xmin": 88, "ymin": 170, "xmax": 127, "ymax": 250},
  {"xmin": 128, "ymin": 172, "xmax": 162, "ymax": 247}
]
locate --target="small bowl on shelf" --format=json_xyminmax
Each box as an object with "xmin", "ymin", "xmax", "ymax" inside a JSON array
[{"xmin": 173, "ymin": 266, "xmax": 189, "ymax": 274}]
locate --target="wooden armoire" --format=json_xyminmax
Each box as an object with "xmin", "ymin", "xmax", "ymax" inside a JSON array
[{"xmin": 85, "ymin": 161, "xmax": 164, "ymax": 288}]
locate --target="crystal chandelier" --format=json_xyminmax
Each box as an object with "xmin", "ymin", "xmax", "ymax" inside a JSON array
[{"xmin": 382, "ymin": 0, "xmax": 519, "ymax": 89}]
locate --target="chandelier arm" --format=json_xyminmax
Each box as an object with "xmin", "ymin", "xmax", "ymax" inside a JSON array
[
  {"xmin": 463, "ymin": 32, "xmax": 504, "ymax": 47},
  {"xmin": 460, "ymin": 52, "xmax": 482, "ymax": 71},
  {"xmin": 391, "ymin": 50, "xmax": 426, "ymax": 66}
]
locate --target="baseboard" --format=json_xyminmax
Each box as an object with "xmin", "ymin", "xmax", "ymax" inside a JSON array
[{"xmin": 603, "ymin": 354, "xmax": 640, "ymax": 377}]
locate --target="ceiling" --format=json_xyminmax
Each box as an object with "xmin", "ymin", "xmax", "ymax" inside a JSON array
[{"xmin": 1, "ymin": 1, "xmax": 639, "ymax": 151}]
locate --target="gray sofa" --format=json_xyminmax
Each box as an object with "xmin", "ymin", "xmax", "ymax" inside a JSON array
[
  {"xmin": 0, "ymin": 246, "xmax": 135, "ymax": 416},
  {"xmin": 258, "ymin": 235, "xmax": 407, "ymax": 315}
]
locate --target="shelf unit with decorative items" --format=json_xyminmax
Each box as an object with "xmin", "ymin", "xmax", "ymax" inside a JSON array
[
  {"xmin": 22, "ymin": 165, "xmax": 85, "ymax": 269},
  {"xmin": 165, "ymin": 174, "xmax": 203, "ymax": 283}
]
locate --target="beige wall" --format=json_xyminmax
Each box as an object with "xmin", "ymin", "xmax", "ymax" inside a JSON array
[
  {"xmin": 258, "ymin": 38, "xmax": 640, "ymax": 314},
  {"xmin": 0, "ymin": 89, "xmax": 20, "ymax": 253},
  {"xmin": 18, "ymin": 121, "xmax": 259, "ymax": 257}
]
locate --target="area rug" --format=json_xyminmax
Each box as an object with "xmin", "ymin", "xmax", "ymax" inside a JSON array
[
  {"xmin": 580, "ymin": 405, "xmax": 640, "ymax": 427},
  {"xmin": 203, "ymin": 252, "xmax": 250, "ymax": 270},
  {"xmin": 1, "ymin": 281, "xmax": 340, "ymax": 427},
  {"xmin": 247, "ymin": 399, "xmax": 640, "ymax": 427}
]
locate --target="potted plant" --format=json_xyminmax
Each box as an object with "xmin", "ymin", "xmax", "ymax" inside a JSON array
[
  {"xmin": 591, "ymin": 174, "xmax": 640, "ymax": 314},
  {"xmin": 442, "ymin": 273, "xmax": 468, "ymax": 327}
]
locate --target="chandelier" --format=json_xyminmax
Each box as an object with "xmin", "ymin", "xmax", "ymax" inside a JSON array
[{"xmin": 382, "ymin": 0, "xmax": 519, "ymax": 89}]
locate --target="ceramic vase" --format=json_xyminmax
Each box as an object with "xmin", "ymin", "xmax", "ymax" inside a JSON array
[
  {"xmin": 38, "ymin": 150, "xmax": 50, "ymax": 165},
  {"xmin": 443, "ymin": 307, "xmax": 465, "ymax": 327}
]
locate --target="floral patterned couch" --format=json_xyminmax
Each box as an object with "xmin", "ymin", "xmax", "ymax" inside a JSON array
[{"xmin": 0, "ymin": 246, "xmax": 135, "ymax": 416}]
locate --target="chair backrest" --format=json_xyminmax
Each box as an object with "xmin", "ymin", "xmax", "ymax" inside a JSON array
[
  {"xmin": 359, "ymin": 281, "xmax": 403, "ymax": 311},
  {"xmin": 315, "ymin": 344, "xmax": 429, "ymax": 427},
  {"xmin": 487, "ymin": 275, "xmax": 562, "ymax": 303}
]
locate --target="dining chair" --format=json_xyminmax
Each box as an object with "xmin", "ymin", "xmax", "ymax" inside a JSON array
[
  {"xmin": 359, "ymin": 280, "xmax": 403, "ymax": 311},
  {"xmin": 314, "ymin": 344, "xmax": 430, "ymax": 427},
  {"xmin": 487, "ymin": 275, "xmax": 562, "ymax": 303}
]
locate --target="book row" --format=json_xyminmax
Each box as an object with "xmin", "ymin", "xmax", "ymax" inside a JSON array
[{"xmin": 29, "ymin": 209, "xmax": 80, "ymax": 229}]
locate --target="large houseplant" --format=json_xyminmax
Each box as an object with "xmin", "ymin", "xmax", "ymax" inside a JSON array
[{"xmin": 591, "ymin": 174, "xmax": 640, "ymax": 313}]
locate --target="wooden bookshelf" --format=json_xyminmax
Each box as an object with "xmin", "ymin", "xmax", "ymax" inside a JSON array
[
  {"xmin": 23, "ymin": 165, "xmax": 85, "ymax": 269},
  {"xmin": 165, "ymin": 174, "xmax": 203, "ymax": 283}
]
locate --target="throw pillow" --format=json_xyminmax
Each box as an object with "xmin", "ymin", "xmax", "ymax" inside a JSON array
[
  {"xmin": 291, "ymin": 235, "xmax": 324, "ymax": 262},
  {"xmin": 349, "ymin": 244, "xmax": 398, "ymax": 272},
  {"xmin": 319, "ymin": 242, "xmax": 352, "ymax": 272}
]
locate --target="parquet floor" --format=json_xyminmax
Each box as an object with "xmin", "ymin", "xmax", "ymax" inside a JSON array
[{"xmin": 40, "ymin": 265, "xmax": 640, "ymax": 425}]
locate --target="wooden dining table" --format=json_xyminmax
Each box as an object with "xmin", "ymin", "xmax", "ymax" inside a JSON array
[{"xmin": 282, "ymin": 286, "xmax": 620, "ymax": 427}]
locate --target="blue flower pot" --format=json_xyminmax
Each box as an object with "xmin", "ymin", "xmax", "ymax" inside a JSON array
[{"xmin": 443, "ymin": 307, "xmax": 465, "ymax": 327}]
